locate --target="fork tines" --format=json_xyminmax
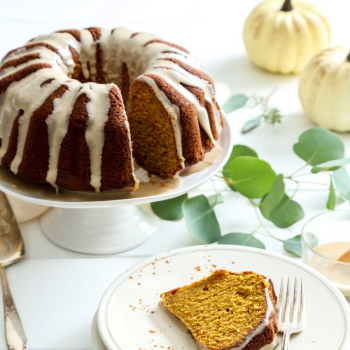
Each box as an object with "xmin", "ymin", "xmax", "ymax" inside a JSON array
[{"xmin": 278, "ymin": 277, "xmax": 306, "ymax": 330}]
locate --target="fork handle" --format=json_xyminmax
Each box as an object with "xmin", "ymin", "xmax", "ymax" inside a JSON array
[
  {"xmin": 0, "ymin": 267, "xmax": 28, "ymax": 350},
  {"xmin": 282, "ymin": 331, "xmax": 291, "ymax": 350}
]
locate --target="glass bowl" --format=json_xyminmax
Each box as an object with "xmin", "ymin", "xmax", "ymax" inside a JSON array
[{"xmin": 302, "ymin": 210, "xmax": 350, "ymax": 300}]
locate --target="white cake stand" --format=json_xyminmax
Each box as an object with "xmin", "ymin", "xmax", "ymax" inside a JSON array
[{"xmin": 0, "ymin": 116, "xmax": 232, "ymax": 254}]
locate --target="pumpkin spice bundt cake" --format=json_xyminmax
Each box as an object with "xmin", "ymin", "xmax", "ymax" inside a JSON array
[
  {"xmin": 161, "ymin": 270, "xmax": 279, "ymax": 350},
  {"xmin": 0, "ymin": 28, "xmax": 224, "ymax": 192}
]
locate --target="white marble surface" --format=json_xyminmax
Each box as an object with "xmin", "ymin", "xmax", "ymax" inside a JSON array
[{"xmin": 1, "ymin": 0, "xmax": 350, "ymax": 349}]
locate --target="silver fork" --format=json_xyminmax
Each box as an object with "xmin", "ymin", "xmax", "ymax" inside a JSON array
[{"xmin": 277, "ymin": 277, "xmax": 306, "ymax": 350}]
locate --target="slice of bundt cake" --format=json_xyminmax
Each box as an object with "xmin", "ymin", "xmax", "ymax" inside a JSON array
[
  {"xmin": 0, "ymin": 27, "xmax": 224, "ymax": 192},
  {"xmin": 161, "ymin": 270, "xmax": 278, "ymax": 350}
]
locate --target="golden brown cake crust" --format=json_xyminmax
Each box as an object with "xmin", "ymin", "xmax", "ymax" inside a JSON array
[
  {"xmin": 1, "ymin": 53, "xmax": 41, "ymax": 70},
  {"xmin": 145, "ymin": 73, "xmax": 205, "ymax": 168},
  {"xmin": 145, "ymin": 39, "xmax": 190, "ymax": 54},
  {"xmin": 4, "ymin": 42, "xmax": 60, "ymax": 61},
  {"xmin": 0, "ymin": 27, "xmax": 222, "ymax": 191},
  {"xmin": 161, "ymin": 270, "xmax": 278, "ymax": 350},
  {"xmin": 100, "ymin": 86, "xmax": 135, "ymax": 191},
  {"xmin": 0, "ymin": 63, "xmax": 52, "ymax": 94},
  {"xmin": 56, "ymin": 29, "xmax": 81, "ymax": 41}
]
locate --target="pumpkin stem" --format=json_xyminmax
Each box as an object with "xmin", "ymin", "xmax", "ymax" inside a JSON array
[
  {"xmin": 281, "ymin": 0, "xmax": 293, "ymax": 11},
  {"xmin": 347, "ymin": 52, "xmax": 350, "ymax": 62}
]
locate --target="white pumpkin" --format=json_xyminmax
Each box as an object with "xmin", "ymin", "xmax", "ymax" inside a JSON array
[
  {"xmin": 299, "ymin": 47, "xmax": 350, "ymax": 132},
  {"xmin": 243, "ymin": 0, "xmax": 331, "ymax": 74}
]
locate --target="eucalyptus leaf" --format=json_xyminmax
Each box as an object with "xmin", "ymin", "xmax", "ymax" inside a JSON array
[
  {"xmin": 269, "ymin": 195, "xmax": 304, "ymax": 228},
  {"xmin": 230, "ymin": 157, "xmax": 276, "ymax": 198},
  {"xmin": 327, "ymin": 178, "xmax": 336, "ymax": 210},
  {"xmin": 242, "ymin": 117, "xmax": 261, "ymax": 134},
  {"xmin": 151, "ymin": 194, "xmax": 188, "ymax": 221},
  {"xmin": 284, "ymin": 234, "xmax": 319, "ymax": 257},
  {"xmin": 260, "ymin": 174, "xmax": 285, "ymax": 219},
  {"xmin": 207, "ymin": 193, "xmax": 224, "ymax": 207},
  {"xmin": 304, "ymin": 233, "xmax": 320, "ymax": 249},
  {"xmin": 223, "ymin": 145, "xmax": 258, "ymax": 177},
  {"xmin": 223, "ymin": 145, "xmax": 258, "ymax": 191},
  {"xmin": 334, "ymin": 167, "xmax": 350, "ymax": 197},
  {"xmin": 293, "ymin": 127, "xmax": 345, "ymax": 166},
  {"xmin": 222, "ymin": 94, "xmax": 249, "ymax": 113},
  {"xmin": 218, "ymin": 233, "xmax": 265, "ymax": 249},
  {"xmin": 311, "ymin": 158, "xmax": 350, "ymax": 174},
  {"xmin": 182, "ymin": 195, "xmax": 221, "ymax": 244},
  {"xmin": 284, "ymin": 235, "xmax": 302, "ymax": 257}
]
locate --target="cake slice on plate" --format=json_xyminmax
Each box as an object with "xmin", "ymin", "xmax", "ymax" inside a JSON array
[{"xmin": 161, "ymin": 270, "xmax": 278, "ymax": 350}]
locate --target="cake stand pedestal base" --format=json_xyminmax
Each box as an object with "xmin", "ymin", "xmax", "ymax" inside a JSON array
[{"xmin": 40, "ymin": 205, "xmax": 158, "ymax": 254}]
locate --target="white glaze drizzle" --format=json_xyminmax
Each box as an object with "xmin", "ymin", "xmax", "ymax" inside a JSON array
[
  {"xmin": 1, "ymin": 69, "xmax": 66, "ymax": 174},
  {"xmin": 1, "ymin": 49, "xmax": 64, "ymax": 78},
  {"xmin": 138, "ymin": 76, "xmax": 185, "ymax": 168},
  {"xmin": 80, "ymin": 30, "xmax": 95, "ymax": 80},
  {"xmin": 46, "ymin": 79, "xmax": 82, "ymax": 192},
  {"xmin": 29, "ymin": 33, "xmax": 78, "ymax": 75},
  {"xmin": 84, "ymin": 83, "xmax": 112, "ymax": 192},
  {"xmin": 259, "ymin": 335, "xmax": 278, "ymax": 350},
  {"xmin": 145, "ymin": 63, "xmax": 221, "ymax": 142},
  {"xmin": 0, "ymin": 27, "xmax": 222, "ymax": 191}
]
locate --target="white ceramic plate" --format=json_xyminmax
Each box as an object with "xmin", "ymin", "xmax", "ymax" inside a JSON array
[
  {"xmin": 0, "ymin": 115, "xmax": 232, "ymax": 209},
  {"xmin": 97, "ymin": 245, "xmax": 350, "ymax": 350},
  {"xmin": 92, "ymin": 312, "xmax": 108, "ymax": 350}
]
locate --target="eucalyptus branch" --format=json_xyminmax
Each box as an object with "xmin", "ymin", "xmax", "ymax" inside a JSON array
[
  {"xmin": 211, "ymin": 180, "xmax": 219, "ymax": 206},
  {"xmin": 151, "ymin": 127, "xmax": 350, "ymax": 257},
  {"xmin": 249, "ymin": 91, "xmax": 283, "ymax": 126},
  {"xmin": 285, "ymin": 177, "xmax": 329, "ymax": 187},
  {"xmin": 285, "ymin": 164, "xmax": 308, "ymax": 178},
  {"xmin": 248, "ymin": 199, "xmax": 284, "ymax": 243},
  {"xmin": 290, "ymin": 181, "xmax": 299, "ymax": 200},
  {"xmin": 335, "ymin": 189, "xmax": 350, "ymax": 200},
  {"xmin": 216, "ymin": 174, "xmax": 233, "ymax": 183},
  {"xmin": 293, "ymin": 180, "xmax": 330, "ymax": 189},
  {"xmin": 223, "ymin": 90, "xmax": 284, "ymax": 134},
  {"xmin": 290, "ymin": 172, "xmax": 314, "ymax": 178},
  {"xmin": 250, "ymin": 225, "xmax": 262, "ymax": 235}
]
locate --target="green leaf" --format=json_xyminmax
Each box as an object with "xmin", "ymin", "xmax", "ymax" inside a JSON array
[
  {"xmin": 311, "ymin": 158, "xmax": 350, "ymax": 173},
  {"xmin": 182, "ymin": 195, "xmax": 221, "ymax": 244},
  {"xmin": 293, "ymin": 127, "xmax": 344, "ymax": 166},
  {"xmin": 334, "ymin": 167, "xmax": 350, "ymax": 197},
  {"xmin": 260, "ymin": 174, "xmax": 285, "ymax": 219},
  {"xmin": 284, "ymin": 235, "xmax": 302, "ymax": 257},
  {"xmin": 223, "ymin": 145, "xmax": 258, "ymax": 191},
  {"xmin": 151, "ymin": 194, "xmax": 188, "ymax": 220},
  {"xmin": 284, "ymin": 234, "xmax": 319, "ymax": 257},
  {"xmin": 230, "ymin": 157, "xmax": 276, "ymax": 198},
  {"xmin": 242, "ymin": 117, "xmax": 261, "ymax": 134},
  {"xmin": 269, "ymin": 195, "xmax": 304, "ymax": 228},
  {"xmin": 327, "ymin": 178, "xmax": 336, "ymax": 210},
  {"xmin": 223, "ymin": 145, "xmax": 258, "ymax": 177},
  {"xmin": 218, "ymin": 233, "xmax": 265, "ymax": 249},
  {"xmin": 222, "ymin": 94, "xmax": 249, "ymax": 113},
  {"xmin": 207, "ymin": 193, "xmax": 224, "ymax": 207}
]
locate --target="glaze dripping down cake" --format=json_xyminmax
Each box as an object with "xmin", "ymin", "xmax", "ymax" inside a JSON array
[
  {"xmin": 0, "ymin": 27, "xmax": 224, "ymax": 192},
  {"xmin": 161, "ymin": 270, "xmax": 279, "ymax": 350}
]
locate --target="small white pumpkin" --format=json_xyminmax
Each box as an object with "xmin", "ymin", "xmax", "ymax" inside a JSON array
[
  {"xmin": 299, "ymin": 47, "xmax": 350, "ymax": 132},
  {"xmin": 243, "ymin": 0, "xmax": 331, "ymax": 74}
]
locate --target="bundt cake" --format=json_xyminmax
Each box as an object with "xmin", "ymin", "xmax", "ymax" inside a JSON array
[
  {"xmin": 0, "ymin": 27, "xmax": 223, "ymax": 192},
  {"xmin": 161, "ymin": 270, "xmax": 279, "ymax": 350}
]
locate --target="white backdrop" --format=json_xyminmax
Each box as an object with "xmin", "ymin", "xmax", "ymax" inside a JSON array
[
  {"xmin": 0, "ymin": 1, "xmax": 350, "ymax": 349},
  {"xmin": 0, "ymin": 0, "xmax": 349, "ymax": 65}
]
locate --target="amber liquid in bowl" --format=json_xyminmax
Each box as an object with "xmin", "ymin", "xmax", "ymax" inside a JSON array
[{"xmin": 302, "ymin": 211, "xmax": 350, "ymax": 300}]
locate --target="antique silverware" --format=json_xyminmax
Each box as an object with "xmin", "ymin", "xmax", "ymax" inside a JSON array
[
  {"xmin": 0, "ymin": 191, "xmax": 27, "ymax": 350},
  {"xmin": 278, "ymin": 277, "xmax": 306, "ymax": 350}
]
